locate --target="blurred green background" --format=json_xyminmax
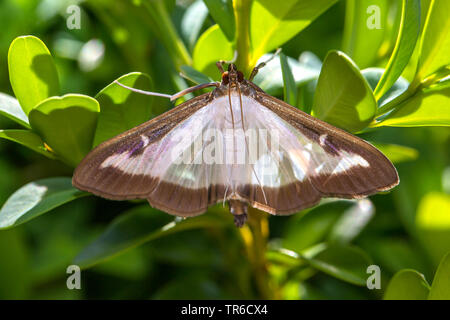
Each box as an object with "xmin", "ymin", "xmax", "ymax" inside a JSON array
[{"xmin": 0, "ymin": 0, "xmax": 449, "ymax": 300}]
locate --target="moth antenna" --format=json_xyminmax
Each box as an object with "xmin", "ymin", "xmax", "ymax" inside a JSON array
[
  {"xmin": 249, "ymin": 48, "xmax": 282, "ymax": 81},
  {"xmin": 114, "ymin": 80, "xmax": 173, "ymax": 99},
  {"xmin": 170, "ymin": 82, "xmax": 220, "ymax": 101},
  {"xmin": 216, "ymin": 51, "xmax": 238, "ymax": 73}
]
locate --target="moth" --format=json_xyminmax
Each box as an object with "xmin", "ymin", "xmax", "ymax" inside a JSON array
[{"xmin": 73, "ymin": 57, "xmax": 399, "ymax": 227}]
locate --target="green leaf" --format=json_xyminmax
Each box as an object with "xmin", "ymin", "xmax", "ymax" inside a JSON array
[
  {"xmin": 203, "ymin": 0, "xmax": 235, "ymax": 41},
  {"xmin": 342, "ymin": 0, "xmax": 390, "ymax": 69},
  {"xmin": 373, "ymin": 0, "xmax": 421, "ymax": 100},
  {"xmin": 74, "ymin": 206, "xmax": 230, "ymax": 269},
  {"xmin": 384, "ymin": 269, "xmax": 430, "ymax": 300},
  {"xmin": 7, "ymin": 35, "xmax": 60, "ymax": 115},
  {"xmin": 371, "ymin": 142, "xmax": 418, "ymax": 163},
  {"xmin": 253, "ymin": 52, "xmax": 321, "ymax": 96},
  {"xmin": 312, "ymin": 51, "xmax": 377, "ymax": 132},
  {"xmin": 280, "ymin": 53, "xmax": 298, "ymax": 106},
  {"xmin": 250, "ymin": 0, "xmax": 338, "ymax": 59},
  {"xmin": 300, "ymin": 243, "xmax": 372, "ymax": 286},
  {"xmin": 374, "ymin": 84, "xmax": 450, "ymax": 127},
  {"xmin": 93, "ymin": 72, "xmax": 152, "ymax": 147},
  {"xmin": 0, "ymin": 93, "xmax": 30, "ymax": 128},
  {"xmin": 362, "ymin": 68, "xmax": 409, "ymax": 107},
  {"xmin": 428, "ymin": 251, "xmax": 450, "ymax": 299},
  {"xmin": 415, "ymin": 192, "xmax": 450, "ymax": 266},
  {"xmin": 28, "ymin": 94, "xmax": 100, "ymax": 166},
  {"xmin": 0, "ymin": 177, "xmax": 88, "ymax": 229},
  {"xmin": 181, "ymin": 0, "xmax": 209, "ymax": 50},
  {"xmin": 0, "ymin": 129, "xmax": 56, "ymax": 159},
  {"xmin": 193, "ymin": 25, "xmax": 234, "ymax": 79},
  {"xmin": 180, "ymin": 65, "xmax": 214, "ymax": 85},
  {"xmin": 415, "ymin": 0, "xmax": 450, "ymax": 82}
]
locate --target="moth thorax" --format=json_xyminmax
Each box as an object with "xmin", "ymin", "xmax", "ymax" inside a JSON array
[{"xmin": 228, "ymin": 199, "xmax": 248, "ymax": 227}]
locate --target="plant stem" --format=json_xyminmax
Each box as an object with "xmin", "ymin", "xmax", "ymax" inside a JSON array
[
  {"xmin": 233, "ymin": 0, "xmax": 252, "ymax": 76},
  {"xmin": 144, "ymin": 0, "xmax": 192, "ymax": 68},
  {"xmin": 240, "ymin": 207, "xmax": 272, "ymax": 299}
]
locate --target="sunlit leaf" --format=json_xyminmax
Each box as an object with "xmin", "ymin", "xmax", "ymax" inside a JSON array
[
  {"xmin": 373, "ymin": 84, "xmax": 450, "ymax": 127},
  {"xmin": 415, "ymin": 0, "xmax": 450, "ymax": 82},
  {"xmin": 74, "ymin": 206, "xmax": 230, "ymax": 269},
  {"xmin": 312, "ymin": 51, "xmax": 377, "ymax": 132},
  {"xmin": 0, "ymin": 177, "xmax": 88, "ymax": 229},
  {"xmin": 342, "ymin": 0, "xmax": 390, "ymax": 69},
  {"xmin": 428, "ymin": 252, "xmax": 450, "ymax": 300},
  {"xmin": 250, "ymin": 0, "xmax": 338, "ymax": 59},
  {"xmin": 7, "ymin": 35, "xmax": 60, "ymax": 115},
  {"xmin": 94, "ymin": 72, "xmax": 152, "ymax": 147},
  {"xmin": 203, "ymin": 0, "xmax": 235, "ymax": 41},
  {"xmin": 0, "ymin": 129, "xmax": 56, "ymax": 159},
  {"xmin": 28, "ymin": 94, "xmax": 100, "ymax": 166},
  {"xmin": 180, "ymin": 65, "xmax": 214, "ymax": 85},
  {"xmin": 384, "ymin": 269, "xmax": 430, "ymax": 300},
  {"xmin": 193, "ymin": 25, "xmax": 234, "ymax": 79},
  {"xmin": 373, "ymin": 0, "xmax": 421, "ymax": 100},
  {"xmin": 0, "ymin": 93, "xmax": 30, "ymax": 128}
]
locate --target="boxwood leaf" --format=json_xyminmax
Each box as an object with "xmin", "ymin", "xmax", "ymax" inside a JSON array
[
  {"xmin": 193, "ymin": 25, "xmax": 234, "ymax": 79},
  {"xmin": 280, "ymin": 53, "xmax": 298, "ymax": 106},
  {"xmin": 428, "ymin": 252, "xmax": 450, "ymax": 299},
  {"xmin": 0, "ymin": 93, "xmax": 30, "ymax": 128},
  {"xmin": 203, "ymin": 0, "xmax": 235, "ymax": 41},
  {"xmin": 312, "ymin": 51, "xmax": 377, "ymax": 132},
  {"xmin": 0, "ymin": 177, "xmax": 88, "ymax": 229},
  {"xmin": 74, "ymin": 206, "xmax": 230, "ymax": 269},
  {"xmin": 0, "ymin": 129, "xmax": 56, "ymax": 159},
  {"xmin": 28, "ymin": 94, "xmax": 100, "ymax": 167},
  {"xmin": 415, "ymin": 0, "xmax": 450, "ymax": 82},
  {"xmin": 371, "ymin": 142, "xmax": 418, "ymax": 163},
  {"xmin": 384, "ymin": 269, "xmax": 430, "ymax": 300},
  {"xmin": 180, "ymin": 65, "xmax": 214, "ymax": 85},
  {"xmin": 94, "ymin": 72, "xmax": 153, "ymax": 147},
  {"xmin": 181, "ymin": 0, "xmax": 209, "ymax": 50},
  {"xmin": 373, "ymin": 84, "xmax": 450, "ymax": 127},
  {"xmin": 373, "ymin": 0, "xmax": 421, "ymax": 100},
  {"xmin": 250, "ymin": 0, "xmax": 338, "ymax": 59},
  {"xmin": 7, "ymin": 35, "xmax": 60, "ymax": 115},
  {"xmin": 300, "ymin": 243, "xmax": 373, "ymax": 286}
]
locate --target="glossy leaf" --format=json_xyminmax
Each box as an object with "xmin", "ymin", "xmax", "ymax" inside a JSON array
[
  {"xmin": 7, "ymin": 35, "xmax": 60, "ymax": 115},
  {"xmin": 342, "ymin": 0, "xmax": 390, "ymax": 69},
  {"xmin": 0, "ymin": 129, "xmax": 56, "ymax": 159},
  {"xmin": 371, "ymin": 142, "xmax": 418, "ymax": 163},
  {"xmin": 312, "ymin": 51, "xmax": 377, "ymax": 132},
  {"xmin": 180, "ymin": 65, "xmax": 214, "ymax": 85},
  {"xmin": 373, "ymin": 0, "xmax": 421, "ymax": 100},
  {"xmin": 193, "ymin": 25, "xmax": 234, "ymax": 78},
  {"xmin": 203, "ymin": 0, "xmax": 235, "ymax": 41},
  {"xmin": 0, "ymin": 177, "xmax": 88, "ymax": 229},
  {"xmin": 181, "ymin": 0, "xmax": 209, "ymax": 50},
  {"xmin": 74, "ymin": 206, "xmax": 230, "ymax": 268},
  {"xmin": 29, "ymin": 94, "xmax": 100, "ymax": 166},
  {"xmin": 94, "ymin": 72, "xmax": 152, "ymax": 147},
  {"xmin": 250, "ymin": 0, "xmax": 338, "ymax": 59},
  {"xmin": 374, "ymin": 84, "xmax": 450, "ymax": 127},
  {"xmin": 0, "ymin": 93, "xmax": 30, "ymax": 128},
  {"xmin": 384, "ymin": 269, "xmax": 430, "ymax": 300},
  {"xmin": 301, "ymin": 244, "xmax": 372, "ymax": 286},
  {"xmin": 428, "ymin": 252, "xmax": 450, "ymax": 299},
  {"xmin": 415, "ymin": 0, "xmax": 450, "ymax": 82},
  {"xmin": 362, "ymin": 68, "xmax": 409, "ymax": 107},
  {"xmin": 253, "ymin": 52, "xmax": 321, "ymax": 96},
  {"xmin": 280, "ymin": 53, "xmax": 297, "ymax": 105}
]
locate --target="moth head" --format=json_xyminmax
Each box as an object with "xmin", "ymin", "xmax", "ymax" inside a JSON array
[{"xmin": 222, "ymin": 63, "xmax": 244, "ymax": 85}]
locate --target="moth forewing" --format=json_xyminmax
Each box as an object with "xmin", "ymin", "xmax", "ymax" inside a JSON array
[{"xmin": 73, "ymin": 63, "xmax": 399, "ymax": 227}]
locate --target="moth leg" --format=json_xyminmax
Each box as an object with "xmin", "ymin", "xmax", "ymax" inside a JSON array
[
  {"xmin": 249, "ymin": 48, "xmax": 282, "ymax": 81},
  {"xmin": 228, "ymin": 199, "xmax": 248, "ymax": 227}
]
